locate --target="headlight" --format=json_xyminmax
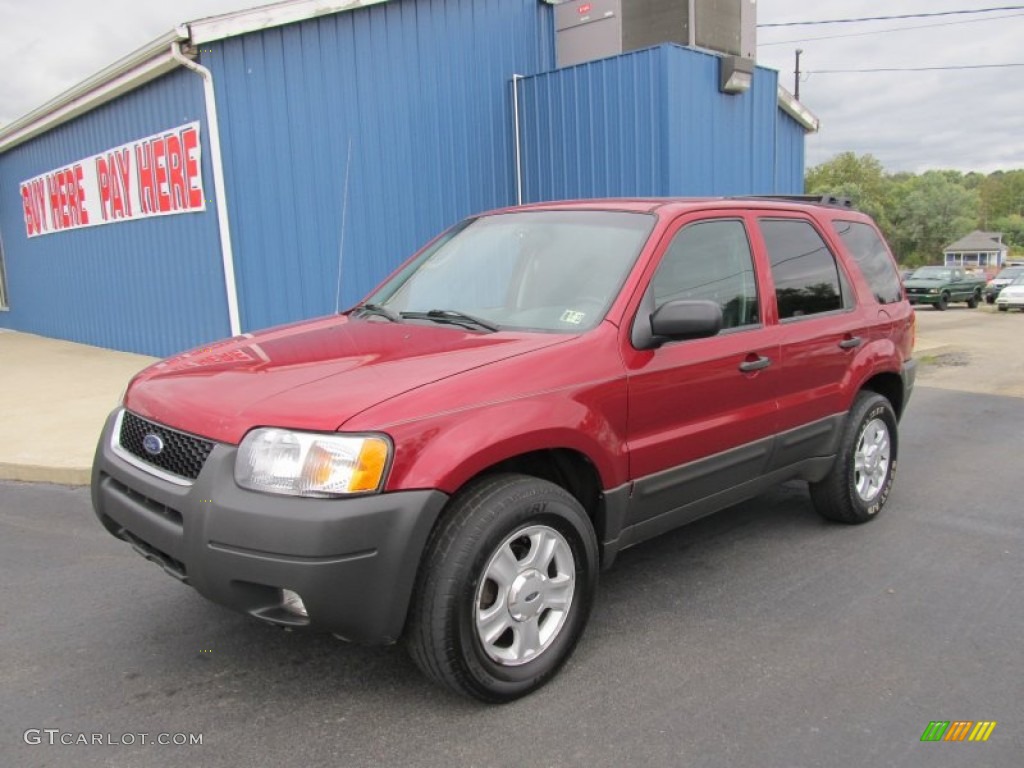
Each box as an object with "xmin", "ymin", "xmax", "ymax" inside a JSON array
[
  {"xmin": 235, "ymin": 428, "xmax": 391, "ymax": 497},
  {"xmin": 928, "ymin": 289, "xmax": 939, "ymax": 294}
]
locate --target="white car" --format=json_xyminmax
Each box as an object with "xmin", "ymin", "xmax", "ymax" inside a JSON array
[{"xmin": 995, "ymin": 274, "xmax": 1024, "ymax": 311}]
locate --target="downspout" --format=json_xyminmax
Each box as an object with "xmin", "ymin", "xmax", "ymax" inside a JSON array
[
  {"xmin": 170, "ymin": 41, "xmax": 242, "ymax": 337},
  {"xmin": 512, "ymin": 74, "xmax": 524, "ymax": 206}
]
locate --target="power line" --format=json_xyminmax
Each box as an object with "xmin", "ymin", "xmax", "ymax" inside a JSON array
[
  {"xmin": 759, "ymin": 11, "xmax": 1024, "ymax": 47},
  {"xmin": 758, "ymin": 6, "xmax": 1024, "ymax": 28},
  {"xmin": 808, "ymin": 63, "xmax": 1024, "ymax": 73}
]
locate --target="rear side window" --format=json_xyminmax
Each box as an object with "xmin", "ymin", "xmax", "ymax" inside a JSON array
[
  {"xmin": 759, "ymin": 219, "xmax": 846, "ymax": 320},
  {"xmin": 833, "ymin": 220, "xmax": 902, "ymax": 304}
]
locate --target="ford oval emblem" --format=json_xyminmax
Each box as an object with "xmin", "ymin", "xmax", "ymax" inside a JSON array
[{"xmin": 142, "ymin": 433, "xmax": 165, "ymax": 456}]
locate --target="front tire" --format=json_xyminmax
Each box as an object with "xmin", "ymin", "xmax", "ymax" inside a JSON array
[
  {"xmin": 810, "ymin": 392, "xmax": 898, "ymax": 524},
  {"xmin": 934, "ymin": 293, "xmax": 949, "ymax": 310},
  {"xmin": 406, "ymin": 474, "xmax": 598, "ymax": 702}
]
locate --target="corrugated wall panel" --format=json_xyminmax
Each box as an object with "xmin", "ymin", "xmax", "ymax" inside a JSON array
[
  {"xmin": 207, "ymin": 0, "xmax": 556, "ymax": 332},
  {"xmin": 0, "ymin": 69, "xmax": 229, "ymax": 356},
  {"xmin": 775, "ymin": 111, "xmax": 807, "ymax": 193},
  {"xmin": 664, "ymin": 46, "xmax": 782, "ymax": 195},
  {"xmin": 520, "ymin": 47, "xmax": 668, "ymax": 202},
  {"xmin": 520, "ymin": 44, "xmax": 804, "ymax": 202}
]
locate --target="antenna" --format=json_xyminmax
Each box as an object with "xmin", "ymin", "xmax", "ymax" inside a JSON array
[{"xmin": 334, "ymin": 137, "xmax": 353, "ymax": 314}]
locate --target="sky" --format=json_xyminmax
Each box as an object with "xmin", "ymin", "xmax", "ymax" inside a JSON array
[
  {"xmin": 1, "ymin": 0, "xmax": 1022, "ymax": 175},
  {"xmin": 756, "ymin": 0, "xmax": 1024, "ymax": 174}
]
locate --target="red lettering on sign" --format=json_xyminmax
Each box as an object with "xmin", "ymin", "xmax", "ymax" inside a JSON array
[
  {"xmin": 96, "ymin": 156, "xmax": 112, "ymax": 221},
  {"xmin": 75, "ymin": 164, "xmax": 89, "ymax": 225},
  {"xmin": 153, "ymin": 138, "xmax": 170, "ymax": 213},
  {"xmin": 166, "ymin": 133, "xmax": 186, "ymax": 210},
  {"xmin": 21, "ymin": 184, "xmax": 36, "ymax": 236},
  {"xmin": 136, "ymin": 144, "xmax": 156, "ymax": 214},
  {"xmin": 109, "ymin": 156, "xmax": 126, "ymax": 220},
  {"xmin": 60, "ymin": 171, "xmax": 72, "ymax": 228},
  {"xmin": 46, "ymin": 173, "xmax": 62, "ymax": 230},
  {"xmin": 31, "ymin": 179, "xmax": 48, "ymax": 233},
  {"xmin": 63, "ymin": 169, "xmax": 81, "ymax": 227},
  {"xmin": 578, "ymin": 3, "xmax": 592, "ymax": 14},
  {"xmin": 182, "ymin": 126, "xmax": 202, "ymax": 209},
  {"xmin": 115, "ymin": 149, "xmax": 132, "ymax": 217}
]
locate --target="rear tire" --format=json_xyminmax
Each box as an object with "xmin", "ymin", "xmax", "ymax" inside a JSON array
[
  {"xmin": 966, "ymin": 290, "xmax": 979, "ymax": 309},
  {"xmin": 811, "ymin": 392, "xmax": 898, "ymax": 524},
  {"xmin": 406, "ymin": 474, "xmax": 598, "ymax": 702},
  {"xmin": 998, "ymin": 305, "xmax": 1008, "ymax": 312}
]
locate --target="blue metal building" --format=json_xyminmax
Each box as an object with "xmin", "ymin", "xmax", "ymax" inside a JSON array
[{"xmin": 0, "ymin": 0, "xmax": 817, "ymax": 357}]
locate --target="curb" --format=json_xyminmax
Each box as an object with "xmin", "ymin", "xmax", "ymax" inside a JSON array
[{"xmin": 0, "ymin": 463, "xmax": 91, "ymax": 486}]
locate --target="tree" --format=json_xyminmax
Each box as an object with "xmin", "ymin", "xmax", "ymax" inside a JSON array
[
  {"xmin": 888, "ymin": 172, "xmax": 979, "ymax": 265},
  {"xmin": 979, "ymin": 170, "xmax": 1024, "ymax": 227},
  {"xmin": 805, "ymin": 152, "xmax": 896, "ymax": 242},
  {"xmin": 803, "ymin": 154, "xmax": 1010, "ymax": 265},
  {"xmin": 992, "ymin": 214, "xmax": 1024, "ymax": 249}
]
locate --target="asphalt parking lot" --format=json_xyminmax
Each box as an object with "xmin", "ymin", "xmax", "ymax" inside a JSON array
[{"xmin": 3, "ymin": 312, "xmax": 1022, "ymax": 768}]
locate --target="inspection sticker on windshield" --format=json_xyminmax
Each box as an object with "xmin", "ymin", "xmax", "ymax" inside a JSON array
[{"xmin": 560, "ymin": 310, "xmax": 586, "ymax": 325}]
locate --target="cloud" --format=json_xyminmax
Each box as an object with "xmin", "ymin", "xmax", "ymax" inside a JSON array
[
  {"xmin": 757, "ymin": 0, "xmax": 1024, "ymax": 173},
  {"xmin": 2, "ymin": 0, "xmax": 1021, "ymax": 175},
  {"xmin": 0, "ymin": 0, "xmax": 259, "ymax": 125}
]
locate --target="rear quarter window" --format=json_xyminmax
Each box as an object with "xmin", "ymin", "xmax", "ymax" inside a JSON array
[{"xmin": 832, "ymin": 220, "xmax": 903, "ymax": 305}]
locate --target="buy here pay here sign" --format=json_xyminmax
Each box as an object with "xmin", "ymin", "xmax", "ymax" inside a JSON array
[{"xmin": 19, "ymin": 122, "xmax": 206, "ymax": 238}]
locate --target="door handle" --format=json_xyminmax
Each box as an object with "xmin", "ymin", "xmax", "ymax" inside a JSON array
[
  {"xmin": 738, "ymin": 356, "xmax": 772, "ymax": 373},
  {"xmin": 838, "ymin": 336, "xmax": 863, "ymax": 350}
]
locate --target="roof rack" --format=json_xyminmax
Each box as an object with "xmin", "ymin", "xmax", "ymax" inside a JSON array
[{"xmin": 731, "ymin": 194, "xmax": 856, "ymax": 210}]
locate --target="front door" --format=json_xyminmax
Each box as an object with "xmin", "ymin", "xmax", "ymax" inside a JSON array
[{"xmin": 622, "ymin": 215, "xmax": 781, "ymax": 527}]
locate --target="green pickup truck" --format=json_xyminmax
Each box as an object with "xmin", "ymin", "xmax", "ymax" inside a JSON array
[{"xmin": 903, "ymin": 266, "xmax": 986, "ymax": 310}]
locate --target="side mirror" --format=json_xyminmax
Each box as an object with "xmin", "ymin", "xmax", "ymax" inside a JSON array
[
  {"xmin": 632, "ymin": 299, "xmax": 722, "ymax": 349},
  {"xmin": 651, "ymin": 299, "xmax": 723, "ymax": 339}
]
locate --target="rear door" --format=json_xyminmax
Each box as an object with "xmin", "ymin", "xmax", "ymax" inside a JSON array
[
  {"xmin": 621, "ymin": 214, "xmax": 780, "ymax": 526},
  {"xmin": 752, "ymin": 214, "xmax": 873, "ymax": 444}
]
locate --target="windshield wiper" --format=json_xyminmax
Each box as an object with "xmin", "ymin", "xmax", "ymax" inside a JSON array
[
  {"xmin": 351, "ymin": 303, "xmax": 401, "ymax": 322},
  {"xmin": 400, "ymin": 309, "xmax": 500, "ymax": 332}
]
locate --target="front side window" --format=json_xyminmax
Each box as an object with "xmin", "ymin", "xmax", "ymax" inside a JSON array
[
  {"xmin": 833, "ymin": 220, "xmax": 902, "ymax": 304},
  {"xmin": 650, "ymin": 219, "xmax": 759, "ymax": 329},
  {"xmin": 760, "ymin": 219, "xmax": 846, "ymax": 320},
  {"xmin": 366, "ymin": 211, "xmax": 654, "ymax": 332}
]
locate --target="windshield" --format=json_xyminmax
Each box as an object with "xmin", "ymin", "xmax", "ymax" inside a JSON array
[
  {"xmin": 911, "ymin": 267, "xmax": 952, "ymax": 279},
  {"xmin": 363, "ymin": 210, "xmax": 655, "ymax": 332},
  {"xmin": 996, "ymin": 267, "xmax": 1024, "ymax": 280}
]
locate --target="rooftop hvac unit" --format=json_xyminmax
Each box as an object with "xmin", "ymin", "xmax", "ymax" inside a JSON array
[{"xmin": 553, "ymin": 0, "xmax": 756, "ymax": 69}]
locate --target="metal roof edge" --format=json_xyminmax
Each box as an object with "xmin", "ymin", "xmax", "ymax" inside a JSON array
[
  {"xmin": 776, "ymin": 85, "xmax": 819, "ymax": 133},
  {"xmin": 0, "ymin": 26, "xmax": 189, "ymax": 154},
  {"xmin": 188, "ymin": 0, "xmax": 390, "ymax": 44},
  {"xmin": 0, "ymin": 1, "xmax": 392, "ymax": 153}
]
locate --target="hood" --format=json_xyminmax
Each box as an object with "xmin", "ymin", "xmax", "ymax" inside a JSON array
[
  {"xmin": 999, "ymin": 284, "xmax": 1024, "ymax": 297},
  {"xmin": 124, "ymin": 315, "xmax": 570, "ymax": 444},
  {"xmin": 903, "ymin": 277, "xmax": 946, "ymax": 288}
]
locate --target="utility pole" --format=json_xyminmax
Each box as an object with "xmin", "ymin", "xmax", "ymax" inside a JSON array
[{"xmin": 795, "ymin": 49, "xmax": 803, "ymax": 100}]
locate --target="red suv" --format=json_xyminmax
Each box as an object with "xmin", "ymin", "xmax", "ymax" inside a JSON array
[{"xmin": 92, "ymin": 197, "xmax": 916, "ymax": 702}]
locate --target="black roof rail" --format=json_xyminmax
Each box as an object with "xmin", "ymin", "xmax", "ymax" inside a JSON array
[{"xmin": 730, "ymin": 194, "xmax": 856, "ymax": 210}]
